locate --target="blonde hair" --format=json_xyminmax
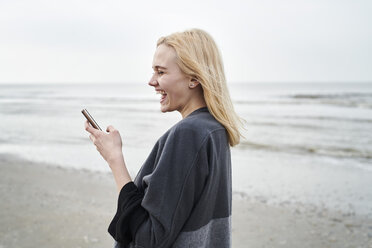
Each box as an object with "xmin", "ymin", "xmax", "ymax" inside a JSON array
[{"xmin": 157, "ymin": 28, "xmax": 243, "ymax": 146}]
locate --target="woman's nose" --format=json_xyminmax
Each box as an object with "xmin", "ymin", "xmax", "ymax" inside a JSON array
[{"xmin": 148, "ymin": 76, "xmax": 158, "ymax": 87}]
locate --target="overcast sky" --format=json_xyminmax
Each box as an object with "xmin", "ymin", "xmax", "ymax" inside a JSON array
[{"xmin": 0, "ymin": 0, "xmax": 371, "ymax": 84}]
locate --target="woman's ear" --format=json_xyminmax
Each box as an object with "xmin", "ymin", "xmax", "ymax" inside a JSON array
[{"xmin": 189, "ymin": 78, "xmax": 200, "ymax": 88}]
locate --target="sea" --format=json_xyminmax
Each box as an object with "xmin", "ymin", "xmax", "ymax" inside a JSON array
[{"xmin": 1, "ymin": 82, "xmax": 372, "ymax": 216}]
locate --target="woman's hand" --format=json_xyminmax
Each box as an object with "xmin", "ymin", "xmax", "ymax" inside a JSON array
[
  {"xmin": 84, "ymin": 120, "xmax": 123, "ymax": 166},
  {"xmin": 85, "ymin": 120, "xmax": 132, "ymax": 191}
]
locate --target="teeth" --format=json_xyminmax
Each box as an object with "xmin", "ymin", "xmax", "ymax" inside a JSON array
[{"xmin": 156, "ymin": 90, "xmax": 166, "ymax": 95}]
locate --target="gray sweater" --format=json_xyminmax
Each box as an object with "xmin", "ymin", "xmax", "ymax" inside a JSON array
[{"xmin": 109, "ymin": 107, "xmax": 232, "ymax": 248}]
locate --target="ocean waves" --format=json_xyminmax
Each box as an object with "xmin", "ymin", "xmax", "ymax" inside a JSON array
[
  {"xmin": 237, "ymin": 140, "xmax": 372, "ymax": 162},
  {"xmin": 1, "ymin": 82, "xmax": 372, "ymax": 173},
  {"xmin": 233, "ymin": 93, "xmax": 372, "ymax": 109},
  {"xmin": 288, "ymin": 92, "xmax": 372, "ymax": 109}
]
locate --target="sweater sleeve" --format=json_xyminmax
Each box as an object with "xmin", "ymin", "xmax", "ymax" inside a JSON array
[
  {"xmin": 108, "ymin": 125, "xmax": 211, "ymax": 248},
  {"xmin": 108, "ymin": 182, "xmax": 148, "ymax": 246}
]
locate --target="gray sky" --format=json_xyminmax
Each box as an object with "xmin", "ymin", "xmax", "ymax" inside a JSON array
[{"xmin": 0, "ymin": 0, "xmax": 371, "ymax": 83}]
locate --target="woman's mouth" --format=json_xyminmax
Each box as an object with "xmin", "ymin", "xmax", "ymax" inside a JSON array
[{"xmin": 156, "ymin": 90, "xmax": 167, "ymax": 103}]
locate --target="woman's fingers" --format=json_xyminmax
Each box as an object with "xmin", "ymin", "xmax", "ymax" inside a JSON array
[
  {"xmin": 84, "ymin": 120, "xmax": 123, "ymax": 165},
  {"xmin": 84, "ymin": 120, "xmax": 92, "ymax": 133},
  {"xmin": 85, "ymin": 120, "xmax": 100, "ymax": 136}
]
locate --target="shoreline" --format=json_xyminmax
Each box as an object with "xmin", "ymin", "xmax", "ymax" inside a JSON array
[{"xmin": 0, "ymin": 153, "xmax": 371, "ymax": 247}]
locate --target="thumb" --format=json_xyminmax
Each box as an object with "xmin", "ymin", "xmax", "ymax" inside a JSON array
[{"xmin": 106, "ymin": 125, "xmax": 116, "ymax": 133}]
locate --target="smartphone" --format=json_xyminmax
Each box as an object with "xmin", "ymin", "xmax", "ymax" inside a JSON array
[{"xmin": 81, "ymin": 108, "xmax": 102, "ymax": 131}]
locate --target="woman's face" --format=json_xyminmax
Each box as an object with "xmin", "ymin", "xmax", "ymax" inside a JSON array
[{"xmin": 148, "ymin": 44, "xmax": 194, "ymax": 116}]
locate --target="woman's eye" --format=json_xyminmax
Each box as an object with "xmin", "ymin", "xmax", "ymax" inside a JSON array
[{"xmin": 157, "ymin": 71, "xmax": 164, "ymax": 75}]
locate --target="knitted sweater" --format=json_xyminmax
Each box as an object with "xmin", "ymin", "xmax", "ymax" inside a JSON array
[{"xmin": 108, "ymin": 107, "xmax": 232, "ymax": 248}]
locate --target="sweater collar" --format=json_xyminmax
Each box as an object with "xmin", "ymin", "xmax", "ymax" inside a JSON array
[{"xmin": 186, "ymin": 107, "xmax": 209, "ymax": 118}]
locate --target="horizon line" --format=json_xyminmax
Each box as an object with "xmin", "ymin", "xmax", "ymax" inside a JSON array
[{"xmin": 0, "ymin": 81, "xmax": 371, "ymax": 85}]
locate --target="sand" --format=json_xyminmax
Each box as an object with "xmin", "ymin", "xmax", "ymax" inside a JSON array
[{"xmin": 0, "ymin": 153, "xmax": 371, "ymax": 248}]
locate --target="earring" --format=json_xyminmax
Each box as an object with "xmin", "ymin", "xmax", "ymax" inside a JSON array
[{"xmin": 189, "ymin": 83, "xmax": 195, "ymax": 87}]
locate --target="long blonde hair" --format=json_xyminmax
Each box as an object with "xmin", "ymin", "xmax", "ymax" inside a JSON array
[{"xmin": 157, "ymin": 28, "xmax": 243, "ymax": 146}]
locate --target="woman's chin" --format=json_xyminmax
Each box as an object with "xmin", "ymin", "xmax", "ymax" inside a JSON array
[
  {"xmin": 160, "ymin": 99, "xmax": 171, "ymax": 113},
  {"xmin": 160, "ymin": 104, "xmax": 168, "ymax": 113}
]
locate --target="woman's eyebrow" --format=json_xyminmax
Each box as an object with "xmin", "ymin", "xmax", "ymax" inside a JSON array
[{"xmin": 152, "ymin": 65, "xmax": 167, "ymax": 70}]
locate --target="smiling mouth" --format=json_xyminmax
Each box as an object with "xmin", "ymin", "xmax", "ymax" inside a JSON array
[{"xmin": 156, "ymin": 90, "xmax": 167, "ymax": 103}]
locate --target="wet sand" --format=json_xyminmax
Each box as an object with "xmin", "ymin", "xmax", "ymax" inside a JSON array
[{"xmin": 0, "ymin": 153, "xmax": 371, "ymax": 248}]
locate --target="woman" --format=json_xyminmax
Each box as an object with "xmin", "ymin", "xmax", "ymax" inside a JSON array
[{"xmin": 85, "ymin": 29, "xmax": 242, "ymax": 248}]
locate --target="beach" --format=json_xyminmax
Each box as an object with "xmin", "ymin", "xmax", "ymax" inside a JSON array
[{"xmin": 1, "ymin": 153, "xmax": 371, "ymax": 248}]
